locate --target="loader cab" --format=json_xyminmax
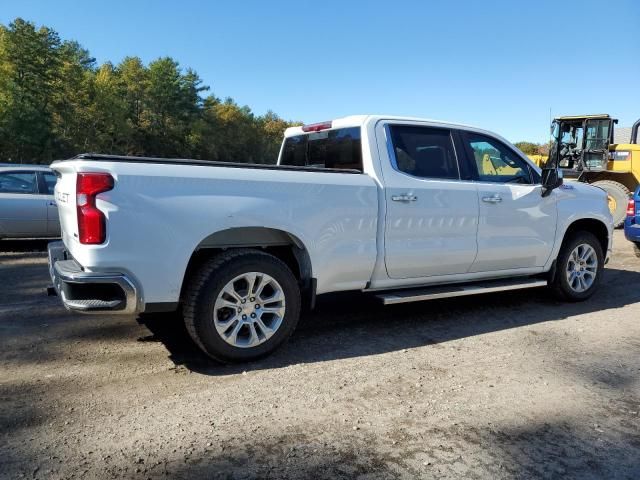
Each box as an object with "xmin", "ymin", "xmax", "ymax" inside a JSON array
[
  {"xmin": 549, "ymin": 115, "xmax": 616, "ymax": 173},
  {"xmin": 546, "ymin": 114, "xmax": 640, "ymax": 228}
]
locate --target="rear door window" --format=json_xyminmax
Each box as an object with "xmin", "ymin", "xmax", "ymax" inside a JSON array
[
  {"xmin": 0, "ymin": 171, "xmax": 38, "ymax": 194},
  {"xmin": 388, "ymin": 125, "xmax": 460, "ymax": 180},
  {"xmin": 280, "ymin": 127, "xmax": 363, "ymax": 171}
]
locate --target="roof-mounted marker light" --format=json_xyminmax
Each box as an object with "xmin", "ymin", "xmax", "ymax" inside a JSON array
[{"xmin": 302, "ymin": 121, "xmax": 332, "ymax": 132}]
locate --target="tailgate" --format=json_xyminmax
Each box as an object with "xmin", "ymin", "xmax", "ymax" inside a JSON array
[{"xmin": 50, "ymin": 161, "xmax": 78, "ymax": 246}]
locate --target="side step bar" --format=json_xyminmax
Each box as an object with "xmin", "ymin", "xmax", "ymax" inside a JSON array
[{"xmin": 376, "ymin": 278, "xmax": 548, "ymax": 305}]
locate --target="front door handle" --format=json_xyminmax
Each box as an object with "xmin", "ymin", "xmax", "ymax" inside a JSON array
[
  {"xmin": 391, "ymin": 194, "xmax": 418, "ymax": 202},
  {"xmin": 482, "ymin": 194, "xmax": 502, "ymax": 204},
  {"xmin": 48, "ymin": 201, "xmax": 57, "ymax": 207}
]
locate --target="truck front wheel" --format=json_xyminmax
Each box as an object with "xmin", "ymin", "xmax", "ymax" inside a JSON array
[
  {"xmin": 183, "ymin": 249, "xmax": 301, "ymax": 363},
  {"xmin": 550, "ymin": 231, "xmax": 604, "ymax": 301}
]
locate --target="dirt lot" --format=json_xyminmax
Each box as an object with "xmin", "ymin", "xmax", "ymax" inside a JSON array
[{"xmin": 1, "ymin": 232, "xmax": 639, "ymax": 479}]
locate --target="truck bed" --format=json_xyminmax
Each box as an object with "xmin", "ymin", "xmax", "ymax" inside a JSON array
[
  {"xmin": 51, "ymin": 154, "xmax": 379, "ymax": 305},
  {"xmin": 63, "ymin": 154, "xmax": 361, "ymax": 174}
]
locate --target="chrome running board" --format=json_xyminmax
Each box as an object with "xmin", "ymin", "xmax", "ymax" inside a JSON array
[{"xmin": 376, "ymin": 278, "xmax": 548, "ymax": 305}]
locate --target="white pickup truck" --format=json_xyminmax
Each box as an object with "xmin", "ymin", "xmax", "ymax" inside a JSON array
[{"xmin": 48, "ymin": 115, "xmax": 613, "ymax": 362}]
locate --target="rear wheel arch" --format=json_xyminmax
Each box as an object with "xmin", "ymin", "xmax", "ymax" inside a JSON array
[{"xmin": 180, "ymin": 227, "xmax": 313, "ymax": 304}]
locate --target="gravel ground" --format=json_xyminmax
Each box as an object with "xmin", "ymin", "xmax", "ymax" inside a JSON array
[{"xmin": 1, "ymin": 232, "xmax": 639, "ymax": 479}]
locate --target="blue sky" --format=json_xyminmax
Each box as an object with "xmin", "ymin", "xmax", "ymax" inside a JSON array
[{"xmin": 2, "ymin": 0, "xmax": 639, "ymax": 142}]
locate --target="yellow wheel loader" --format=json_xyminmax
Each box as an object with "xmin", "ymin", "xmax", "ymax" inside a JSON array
[{"xmin": 545, "ymin": 114, "xmax": 640, "ymax": 227}]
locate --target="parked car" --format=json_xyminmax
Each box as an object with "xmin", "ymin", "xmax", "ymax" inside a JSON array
[
  {"xmin": 47, "ymin": 115, "xmax": 613, "ymax": 362},
  {"xmin": 624, "ymin": 185, "xmax": 640, "ymax": 257},
  {"xmin": 0, "ymin": 165, "xmax": 60, "ymax": 239}
]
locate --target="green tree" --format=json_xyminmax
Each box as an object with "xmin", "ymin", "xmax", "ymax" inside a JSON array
[
  {"xmin": 0, "ymin": 18, "xmax": 62, "ymax": 162},
  {"xmin": 0, "ymin": 18, "xmax": 296, "ymax": 164},
  {"xmin": 514, "ymin": 141, "xmax": 542, "ymax": 156},
  {"xmin": 144, "ymin": 57, "xmax": 206, "ymax": 156},
  {"xmin": 88, "ymin": 63, "xmax": 129, "ymax": 153},
  {"xmin": 51, "ymin": 39, "xmax": 96, "ymax": 157},
  {"xmin": 118, "ymin": 56, "xmax": 149, "ymax": 155},
  {"xmin": 258, "ymin": 111, "xmax": 299, "ymax": 163}
]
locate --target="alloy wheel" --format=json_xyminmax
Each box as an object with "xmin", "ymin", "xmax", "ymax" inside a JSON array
[
  {"xmin": 212, "ymin": 272, "xmax": 286, "ymax": 348},
  {"xmin": 565, "ymin": 243, "xmax": 598, "ymax": 293}
]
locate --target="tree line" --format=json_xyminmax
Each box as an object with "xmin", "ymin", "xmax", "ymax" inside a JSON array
[
  {"xmin": 0, "ymin": 18, "xmax": 298, "ymax": 164},
  {"xmin": 513, "ymin": 141, "xmax": 550, "ymax": 156}
]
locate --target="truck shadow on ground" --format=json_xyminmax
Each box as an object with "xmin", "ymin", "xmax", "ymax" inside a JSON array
[
  {"xmin": 139, "ymin": 266, "xmax": 640, "ymax": 376},
  {"xmin": 159, "ymin": 419, "xmax": 640, "ymax": 479}
]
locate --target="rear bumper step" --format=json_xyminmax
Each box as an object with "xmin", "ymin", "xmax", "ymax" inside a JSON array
[
  {"xmin": 376, "ymin": 278, "xmax": 548, "ymax": 305},
  {"xmin": 47, "ymin": 241, "xmax": 139, "ymax": 314}
]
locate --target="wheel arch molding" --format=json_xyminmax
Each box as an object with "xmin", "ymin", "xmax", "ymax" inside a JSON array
[{"xmin": 180, "ymin": 226, "xmax": 314, "ymax": 307}]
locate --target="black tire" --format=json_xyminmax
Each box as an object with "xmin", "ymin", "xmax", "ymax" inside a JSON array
[
  {"xmin": 592, "ymin": 180, "xmax": 630, "ymax": 228},
  {"xmin": 183, "ymin": 249, "xmax": 301, "ymax": 363},
  {"xmin": 550, "ymin": 231, "xmax": 604, "ymax": 301}
]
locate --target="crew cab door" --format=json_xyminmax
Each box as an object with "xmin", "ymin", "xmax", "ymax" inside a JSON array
[
  {"xmin": 459, "ymin": 131, "xmax": 557, "ymax": 272},
  {"xmin": 377, "ymin": 122, "xmax": 479, "ymax": 279}
]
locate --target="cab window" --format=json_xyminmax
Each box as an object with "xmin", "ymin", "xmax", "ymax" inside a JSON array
[
  {"xmin": 280, "ymin": 127, "xmax": 362, "ymax": 171},
  {"xmin": 463, "ymin": 133, "xmax": 533, "ymax": 184},
  {"xmin": 388, "ymin": 125, "xmax": 459, "ymax": 180}
]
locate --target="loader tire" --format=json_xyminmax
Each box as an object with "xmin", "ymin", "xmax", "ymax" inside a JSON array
[{"xmin": 592, "ymin": 180, "xmax": 630, "ymax": 228}]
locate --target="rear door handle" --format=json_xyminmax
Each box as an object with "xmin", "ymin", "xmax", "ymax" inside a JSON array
[
  {"xmin": 391, "ymin": 194, "xmax": 418, "ymax": 202},
  {"xmin": 482, "ymin": 194, "xmax": 502, "ymax": 203}
]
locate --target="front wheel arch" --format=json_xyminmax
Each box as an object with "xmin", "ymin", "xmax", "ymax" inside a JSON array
[{"xmin": 559, "ymin": 218, "xmax": 609, "ymax": 259}]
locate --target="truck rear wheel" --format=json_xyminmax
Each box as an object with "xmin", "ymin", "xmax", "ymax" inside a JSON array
[
  {"xmin": 591, "ymin": 180, "xmax": 630, "ymax": 228},
  {"xmin": 550, "ymin": 231, "xmax": 604, "ymax": 301},
  {"xmin": 183, "ymin": 249, "xmax": 301, "ymax": 363}
]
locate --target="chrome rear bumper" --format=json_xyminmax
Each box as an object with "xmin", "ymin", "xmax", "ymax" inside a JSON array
[{"xmin": 47, "ymin": 241, "xmax": 139, "ymax": 314}]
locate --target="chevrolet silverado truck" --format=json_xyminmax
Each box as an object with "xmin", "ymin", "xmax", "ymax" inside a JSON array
[{"xmin": 48, "ymin": 115, "xmax": 613, "ymax": 362}]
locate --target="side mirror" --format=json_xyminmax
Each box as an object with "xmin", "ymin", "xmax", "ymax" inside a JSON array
[{"xmin": 541, "ymin": 168, "xmax": 563, "ymax": 197}]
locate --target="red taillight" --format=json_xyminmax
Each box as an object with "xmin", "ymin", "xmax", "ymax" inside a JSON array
[
  {"xmin": 76, "ymin": 173, "xmax": 114, "ymax": 244},
  {"xmin": 627, "ymin": 198, "xmax": 636, "ymax": 217},
  {"xmin": 301, "ymin": 121, "xmax": 332, "ymax": 132}
]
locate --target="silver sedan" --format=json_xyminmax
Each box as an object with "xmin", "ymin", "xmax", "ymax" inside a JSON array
[{"xmin": 0, "ymin": 165, "xmax": 60, "ymax": 239}]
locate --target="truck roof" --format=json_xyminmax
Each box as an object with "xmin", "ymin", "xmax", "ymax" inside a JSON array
[{"xmin": 284, "ymin": 115, "xmax": 483, "ymax": 137}]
